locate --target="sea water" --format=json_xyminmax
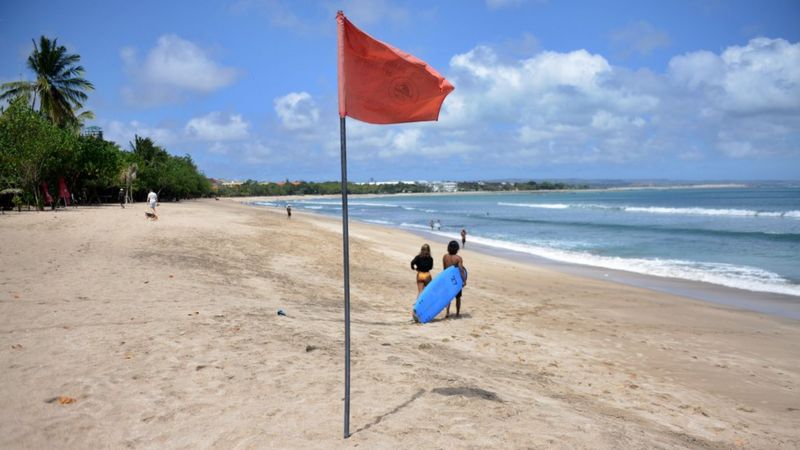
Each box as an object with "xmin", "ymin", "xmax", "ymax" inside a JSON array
[{"xmin": 255, "ymin": 186, "xmax": 800, "ymax": 298}]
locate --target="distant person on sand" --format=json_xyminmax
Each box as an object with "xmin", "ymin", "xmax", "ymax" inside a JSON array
[
  {"xmin": 286, "ymin": 205, "xmax": 292, "ymax": 219},
  {"xmin": 443, "ymin": 240, "xmax": 467, "ymax": 318},
  {"xmin": 461, "ymin": 228, "xmax": 467, "ymax": 248},
  {"xmin": 147, "ymin": 189, "xmax": 158, "ymax": 218},
  {"xmin": 118, "ymin": 188, "xmax": 125, "ymax": 208},
  {"xmin": 410, "ymin": 243, "xmax": 434, "ymax": 295}
]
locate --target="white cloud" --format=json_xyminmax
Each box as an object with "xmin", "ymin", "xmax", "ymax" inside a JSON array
[
  {"xmin": 443, "ymin": 45, "xmax": 660, "ymax": 164},
  {"xmin": 447, "ymin": 45, "xmax": 634, "ymax": 126},
  {"xmin": 101, "ymin": 36, "xmax": 799, "ymax": 179},
  {"xmin": 274, "ymin": 92, "xmax": 320, "ymax": 129},
  {"xmin": 661, "ymin": 37, "xmax": 800, "ymax": 159},
  {"xmin": 669, "ymin": 37, "xmax": 800, "ymax": 115},
  {"xmin": 342, "ymin": 120, "xmax": 483, "ymax": 161},
  {"xmin": 185, "ymin": 112, "xmax": 249, "ymax": 141},
  {"xmin": 122, "ymin": 35, "xmax": 238, "ymax": 105},
  {"xmin": 430, "ymin": 36, "xmax": 800, "ymax": 167}
]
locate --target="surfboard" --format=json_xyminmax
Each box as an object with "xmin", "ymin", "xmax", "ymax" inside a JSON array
[{"xmin": 413, "ymin": 265, "xmax": 466, "ymax": 323}]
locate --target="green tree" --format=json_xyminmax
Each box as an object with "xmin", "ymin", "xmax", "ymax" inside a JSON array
[
  {"xmin": 61, "ymin": 135, "xmax": 122, "ymax": 202},
  {"xmin": 0, "ymin": 98, "xmax": 66, "ymax": 208},
  {"xmin": 0, "ymin": 36, "xmax": 95, "ymax": 129},
  {"xmin": 124, "ymin": 136, "xmax": 210, "ymax": 200},
  {"xmin": 128, "ymin": 135, "xmax": 169, "ymax": 197}
]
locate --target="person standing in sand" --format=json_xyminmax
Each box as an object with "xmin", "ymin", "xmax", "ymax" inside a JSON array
[
  {"xmin": 118, "ymin": 188, "xmax": 125, "ymax": 208},
  {"xmin": 461, "ymin": 228, "xmax": 467, "ymax": 248},
  {"xmin": 147, "ymin": 189, "xmax": 158, "ymax": 217},
  {"xmin": 286, "ymin": 205, "xmax": 292, "ymax": 219},
  {"xmin": 443, "ymin": 240, "xmax": 467, "ymax": 318},
  {"xmin": 410, "ymin": 243, "xmax": 434, "ymax": 296}
]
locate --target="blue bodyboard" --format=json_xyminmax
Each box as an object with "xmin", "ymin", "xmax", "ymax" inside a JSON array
[{"xmin": 413, "ymin": 266, "xmax": 465, "ymax": 323}]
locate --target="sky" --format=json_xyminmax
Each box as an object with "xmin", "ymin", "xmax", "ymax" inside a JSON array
[{"xmin": 1, "ymin": 0, "xmax": 799, "ymax": 182}]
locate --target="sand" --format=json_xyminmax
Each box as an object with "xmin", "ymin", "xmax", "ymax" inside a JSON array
[{"xmin": 1, "ymin": 198, "xmax": 798, "ymax": 449}]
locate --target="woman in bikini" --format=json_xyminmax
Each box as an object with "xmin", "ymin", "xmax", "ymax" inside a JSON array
[
  {"xmin": 443, "ymin": 240, "xmax": 467, "ymax": 318},
  {"xmin": 410, "ymin": 243, "xmax": 434, "ymax": 296}
]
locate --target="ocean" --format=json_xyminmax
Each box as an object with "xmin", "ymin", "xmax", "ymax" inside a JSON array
[{"xmin": 255, "ymin": 186, "xmax": 800, "ymax": 299}]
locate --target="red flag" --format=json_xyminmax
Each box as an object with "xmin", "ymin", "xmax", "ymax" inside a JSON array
[
  {"xmin": 40, "ymin": 181, "xmax": 53, "ymax": 205},
  {"xmin": 337, "ymin": 11, "xmax": 454, "ymax": 124},
  {"xmin": 58, "ymin": 177, "xmax": 70, "ymax": 206}
]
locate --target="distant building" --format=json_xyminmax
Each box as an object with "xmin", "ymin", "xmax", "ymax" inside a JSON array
[
  {"xmin": 431, "ymin": 182, "xmax": 458, "ymax": 192},
  {"xmin": 211, "ymin": 179, "xmax": 243, "ymax": 187},
  {"xmin": 356, "ymin": 180, "xmax": 418, "ymax": 186},
  {"xmin": 81, "ymin": 126, "xmax": 103, "ymax": 140}
]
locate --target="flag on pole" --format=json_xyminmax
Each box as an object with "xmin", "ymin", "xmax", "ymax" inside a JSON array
[
  {"xmin": 337, "ymin": 11, "xmax": 454, "ymax": 124},
  {"xmin": 335, "ymin": 11, "xmax": 454, "ymax": 439}
]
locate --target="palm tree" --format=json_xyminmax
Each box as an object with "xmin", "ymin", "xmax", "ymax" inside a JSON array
[
  {"xmin": 123, "ymin": 163, "xmax": 138, "ymax": 204},
  {"xmin": 0, "ymin": 36, "xmax": 94, "ymax": 129}
]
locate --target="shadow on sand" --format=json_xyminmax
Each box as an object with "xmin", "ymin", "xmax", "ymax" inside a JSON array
[{"xmin": 354, "ymin": 389, "xmax": 426, "ymax": 434}]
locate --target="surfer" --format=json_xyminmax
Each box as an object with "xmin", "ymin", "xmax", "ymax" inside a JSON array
[
  {"xmin": 411, "ymin": 244, "xmax": 434, "ymax": 295},
  {"xmin": 461, "ymin": 228, "xmax": 467, "ymax": 248},
  {"xmin": 443, "ymin": 240, "xmax": 467, "ymax": 318}
]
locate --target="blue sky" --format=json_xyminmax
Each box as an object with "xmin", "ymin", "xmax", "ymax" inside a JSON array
[{"xmin": 2, "ymin": 0, "xmax": 799, "ymax": 181}]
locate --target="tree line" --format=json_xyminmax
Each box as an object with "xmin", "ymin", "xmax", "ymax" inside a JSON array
[
  {"xmin": 0, "ymin": 36, "xmax": 210, "ymax": 210},
  {"xmin": 215, "ymin": 179, "xmax": 585, "ymax": 197},
  {"xmin": 215, "ymin": 180, "xmax": 433, "ymax": 197}
]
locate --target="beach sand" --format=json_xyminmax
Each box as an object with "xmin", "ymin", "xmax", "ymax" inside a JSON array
[{"xmin": 1, "ymin": 199, "xmax": 798, "ymax": 449}]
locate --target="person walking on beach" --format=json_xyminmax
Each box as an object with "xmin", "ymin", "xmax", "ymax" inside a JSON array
[
  {"xmin": 147, "ymin": 189, "xmax": 158, "ymax": 218},
  {"xmin": 429, "ymin": 219, "xmax": 434, "ymax": 230},
  {"xmin": 443, "ymin": 240, "xmax": 467, "ymax": 318},
  {"xmin": 410, "ymin": 243, "xmax": 434, "ymax": 296},
  {"xmin": 118, "ymin": 188, "xmax": 125, "ymax": 208},
  {"xmin": 286, "ymin": 205, "xmax": 292, "ymax": 219},
  {"xmin": 461, "ymin": 228, "xmax": 467, "ymax": 248}
]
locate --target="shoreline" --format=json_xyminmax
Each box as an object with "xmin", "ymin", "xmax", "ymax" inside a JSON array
[
  {"xmin": 244, "ymin": 198, "xmax": 800, "ymax": 321},
  {"xmin": 232, "ymin": 182, "xmax": 755, "ymax": 203}
]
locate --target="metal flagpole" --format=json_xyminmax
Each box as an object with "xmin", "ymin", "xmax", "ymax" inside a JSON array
[{"xmin": 339, "ymin": 115, "xmax": 351, "ymax": 439}]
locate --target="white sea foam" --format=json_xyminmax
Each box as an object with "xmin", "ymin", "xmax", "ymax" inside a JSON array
[
  {"xmin": 347, "ymin": 202, "xmax": 399, "ymax": 208},
  {"xmin": 364, "ymin": 219, "xmax": 393, "ymax": 225},
  {"xmin": 466, "ymin": 235, "xmax": 800, "ymax": 297},
  {"xmin": 294, "ymin": 200, "xmax": 339, "ymax": 205},
  {"xmin": 402, "ymin": 206, "xmax": 437, "ymax": 213},
  {"xmin": 401, "ymin": 222, "xmax": 434, "ymax": 231},
  {"xmin": 624, "ymin": 206, "xmax": 756, "ymax": 216},
  {"xmin": 499, "ymin": 202, "xmax": 570, "ymax": 209},
  {"xmin": 499, "ymin": 201, "xmax": 800, "ymax": 219}
]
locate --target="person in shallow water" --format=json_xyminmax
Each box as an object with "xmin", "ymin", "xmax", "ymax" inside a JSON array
[{"xmin": 410, "ymin": 243, "xmax": 434, "ymax": 296}]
